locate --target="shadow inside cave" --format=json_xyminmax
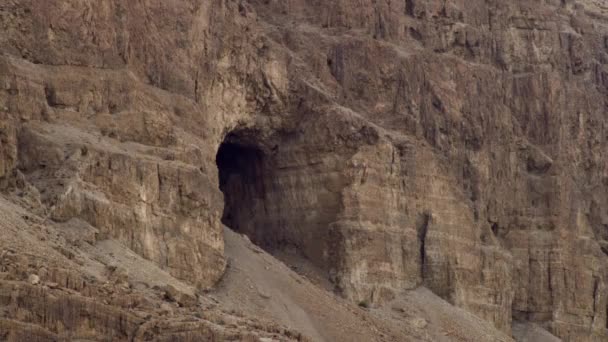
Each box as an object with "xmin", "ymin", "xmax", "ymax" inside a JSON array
[{"xmin": 215, "ymin": 131, "xmax": 267, "ymax": 240}]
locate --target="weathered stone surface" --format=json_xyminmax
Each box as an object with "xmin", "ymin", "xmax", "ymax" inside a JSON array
[
  {"xmin": 0, "ymin": 197, "xmax": 306, "ymax": 341},
  {"xmin": 1, "ymin": 0, "xmax": 608, "ymax": 341}
]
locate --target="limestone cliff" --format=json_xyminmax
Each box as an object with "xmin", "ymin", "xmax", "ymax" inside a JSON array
[{"xmin": 1, "ymin": 0, "xmax": 608, "ymax": 341}]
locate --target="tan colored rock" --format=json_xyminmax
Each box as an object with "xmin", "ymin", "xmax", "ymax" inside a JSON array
[
  {"xmin": 27, "ymin": 274, "xmax": 39, "ymax": 285},
  {"xmin": 162, "ymin": 284, "xmax": 198, "ymax": 308},
  {"xmin": 1, "ymin": 0, "xmax": 608, "ymax": 341}
]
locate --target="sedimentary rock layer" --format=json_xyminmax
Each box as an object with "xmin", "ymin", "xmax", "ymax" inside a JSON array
[{"xmin": 1, "ymin": 0, "xmax": 608, "ymax": 341}]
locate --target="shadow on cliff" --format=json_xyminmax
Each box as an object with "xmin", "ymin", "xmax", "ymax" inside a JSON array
[{"xmin": 215, "ymin": 130, "xmax": 269, "ymax": 240}]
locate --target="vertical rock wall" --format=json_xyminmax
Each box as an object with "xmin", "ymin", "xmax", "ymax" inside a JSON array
[{"xmin": 2, "ymin": 0, "xmax": 608, "ymax": 340}]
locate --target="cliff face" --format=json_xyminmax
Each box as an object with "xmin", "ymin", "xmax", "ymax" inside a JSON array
[{"xmin": 1, "ymin": 0, "xmax": 608, "ymax": 341}]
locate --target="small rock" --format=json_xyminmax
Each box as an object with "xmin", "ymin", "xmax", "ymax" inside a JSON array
[
  {"xmin": 46, "ymin": 282, "xmax": 59, "ymax": 289},
  {"xmin": 409, "ymin": 317, "xmax": 428, "ymax": 329},
  {"xmin": 162, "ymin": 284, "xmax": 197, "ymax": 307},
  {"xmin": 159, "ymin": 302, "xmax": 174, "ymax": 315},
  {"xmin": 391, "ymin": 305, "xmax": 406, "ymax": 313},
  {"xmin": 28, "ymin": 274, "xmax": 40, "ymax": 285},
  {"xmin": 258, "ymin": 289, "xmax": 271, "ymax": 299}
]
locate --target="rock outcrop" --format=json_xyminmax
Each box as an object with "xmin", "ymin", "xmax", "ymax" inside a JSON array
[{"xmin": 1, "ymin": 0, "xmax": 608, "ymax": 341}]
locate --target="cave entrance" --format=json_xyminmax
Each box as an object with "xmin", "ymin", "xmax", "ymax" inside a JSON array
[
  {"xmin": 215, "ymin": 130, "xmax": 336, "ymax": 289},
  {"xmin": 215, "ymin": 131, "xmax": 269, "ymax": 244}
]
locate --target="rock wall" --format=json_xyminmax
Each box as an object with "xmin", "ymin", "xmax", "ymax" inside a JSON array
[
  {"xmin": 1, "ymin": 0, "xmax": 287, "ymax": 290},
  {"xmin": 2, "ymin": 0, "xmax": 608, "ymax": 340}
]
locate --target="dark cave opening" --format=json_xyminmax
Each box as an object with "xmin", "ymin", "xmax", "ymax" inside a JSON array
[
  {"xmin": 215, "ymin": 131, "xmax": 330, "ymax": 282},
  {"xmin": 215, "ymin": 134, "xmax": 267, "ymax": 237},
  {"xmin": 417, "ymin": 212, "xmax": 430, "ymax": 280}
]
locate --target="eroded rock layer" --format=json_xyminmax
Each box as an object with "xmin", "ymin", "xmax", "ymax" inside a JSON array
[{"xmin": 1, "ymin": 0, "xmax": 608, "ymax": 341}]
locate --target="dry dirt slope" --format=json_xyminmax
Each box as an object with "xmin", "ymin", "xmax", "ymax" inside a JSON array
[{"xmin": 216, "ymin": 227, "xmax": 525, "ymax": 342}]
